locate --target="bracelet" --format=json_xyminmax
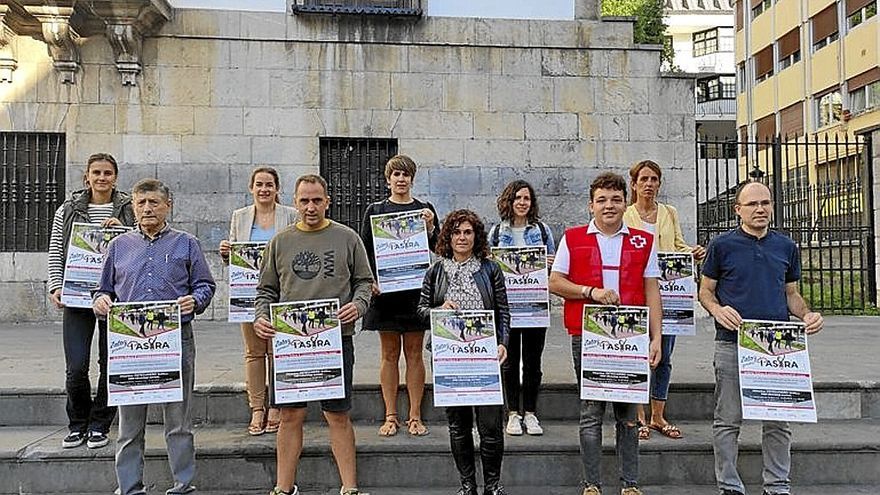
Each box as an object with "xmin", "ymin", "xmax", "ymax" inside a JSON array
[{"xmin": 588, "ymin": 287, "xmax": 595, "ymax": 300}]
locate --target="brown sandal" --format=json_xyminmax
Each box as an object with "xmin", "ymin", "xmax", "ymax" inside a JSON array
[
  {"xmin": 406, "ymin": 417, "xmax": 429, "ymax": 436},
  {"xmin": 378, "ymin": 414, "xmax": 400, "ymax": 437},
  {"xmin": 264, "ymin": 408, "xmax": 281, "ymax": 433},
  {"xmin": 638, "ymin": 423, "xmax": 650, "ymax": 441},
  {"xmin": 248, "ymin": 408, "xmax": 266, "ymax": 436},
  {"xmin": 649, "ymin": 423, "xmax": 683, "ymax": 439}
]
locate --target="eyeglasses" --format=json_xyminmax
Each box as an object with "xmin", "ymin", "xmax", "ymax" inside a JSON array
[{"xmin": 738, "ymin": 200, "xmax": 772, "ymax": 209}]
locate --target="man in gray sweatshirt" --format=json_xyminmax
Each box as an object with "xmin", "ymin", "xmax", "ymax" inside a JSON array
[{"xmin": 255, "ymin": 174, "xmax": 374, "ymax": 495}]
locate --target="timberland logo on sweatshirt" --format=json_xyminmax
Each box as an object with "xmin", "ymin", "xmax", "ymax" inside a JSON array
[{"xmin": 291, "ymin": 250, "xmax": 336, "ymax": 279}]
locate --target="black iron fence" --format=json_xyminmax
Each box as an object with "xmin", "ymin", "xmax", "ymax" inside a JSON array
[
  {"xmin": 0, "ymin": 132, "xmax": 66, "ymax": 252},
  {"xmin": 696, "ymin": 134, "xmax": 876, "ymax": 313},
  {"xmin": 319, "ymin": 137, "xmax": 397, "ymax": 231}
]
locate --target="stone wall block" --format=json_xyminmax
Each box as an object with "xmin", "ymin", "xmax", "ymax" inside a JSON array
[
  {"xmin": 269, "ymin": 70, "xmax": 322, "ymax": 108},
  {"xmin": 0, "ymin": 283, "xmax": 46, "ymax": 322},
  {"xmin": 597, "ymin": 77, "xmax": 635, "ymax": 113},
  {"xmin": 122, "ymin": 135, "xmax": 182, "ymax": 164},
  {"xmin": 195, "ymin": 221, "xmax": 230, "ymax": 250},
  {"xmin": 228, "ymin": 164, "xmax": 317, "ymax": 194},
  {"xmin": 651, "ymin": 77, "xmax": 696, "ymax": 116},
  {"xmin": 412, "ymin": 17, "xmax": 477, "ymax": 45},
  {"xmin": 599, "ymin": 114, "xmax": 630, "ymax": 141},
  {"xmin": 0, "ymin": 254, "xmax": 15, "ymax": 281},
  {"xmin": 444, "ymin": 74, "xmax": 489, "ymax": 112},
  {"xmin": 489, "ymin": 76, "xmax": 553, "ymax": 113},
  {"xmin": 629, "ymin": 114, "xmax": 666, "ymax": 141},
  {"xmin": 252, "ymin": 136, "xmax": 320, "ymax": 165},
  {"xmin": 68, "ymin": 134, "xmax": 124, "ymax": 167},
  {"xmin": 157, "ymin": 163, "xmax": 231, "ymax": 194},
  {"xmin": 602, "ymin": 141, "xmax": 676, "ymax": 168},
  {"xmin": 212, "ymin": 68, "xmax": 271, "ymax": 107},
  {"xmin": 667, "ymin": 114, "xmax": 689, "ymax": 142},
  {"xmin": 115, "ymin": 105, "xmax": 194, "ymax": 135},
  {"xmin": 313, "ymin": 70, "xmax": 355, "ymax": 109},
  {"xmin": 0, "ymin": 253, "xmax": 46, "ymax": 281},
  {"xmin": 244, "ymin": 108, "xmax": 319, "ymax": 137},
  {"xmin": 502, "ymin": 49, "xmax": 543, "ymax": 76},
  {"xmin": 525, "ymin": 113, "xmax": 579, "ymax": 140},
  {"xmin": 391, "ymin": 72, "xmax": 444, "ymax": 110},
  {"xmin": 34, "ymin": 63, "xmax": 100, "ymax": 104},
  {"xmin": 399, "ymin": 139, "xmax": 466, "ymax": 167},
  {"xmin": 475, "ymin": 19, "xmax": 530, "ymax": 46},
  {"xmin": 240, "ymin": 11, "xmax": 287, "ymax": 40},
  {"xmin": 394, "ymin": 111, "xmax": 473, "ymax": 140},
  {"xmin": 228, "ymin": 40, "xmax": 295, "ymax": 70},
  {"xmin": 582, "ymin": 21, "xmax": 634, "ymax": 48},
  {"xmin": 3, "ymin": 102, "xmax": 69, "ymax": 132},
  {"xmin": 554, "ymin": 77, "xmax": 596, "ymax": 114},
  {"xmin": 464, "ymin": 139, "xmax": 528, "ymax": 167},
  {"xmin": 142, "ymin": 67, "xmax": 212, "ymax": 106},
  {"xmin": 145, "ymin": 38, "xmax": 229, "ymax": 68},
  {"xmin": 180, "ymin": 136, "xmax": 251, "ymax": 164},
  {"xmin": 79, "ymin": 37, "xmax": 114, "ymax": 65},
  {"xmin": 194, "ymin": 107, "xmax": 244, "ymax": 136},
  {"xmin": 159, "ymin": 9, "xmax": 241, "ymax": 38},
  {"xmin": 628, "ymin": 49, "xmax": 662, "ymax": 78},
  {"xmin": 527, "ymin": 140, "xmax": 598, "ymax": 168},
  {"xmin": 408, "ymin": 45, "xmax": 461, "ymax": 74},
  {"xmin": 528, "ymin": 21, "xmax": 580, "ymax": 47},
  {"xmin": 116, "ymin": 164, "xmax": 160, "ymax": 191},
  {"xmin": 350, "ymin": 72, "xmax": 391, "ymax": 110},
  {"xmin": 474, "ymin": 112, "xmax": 525, "ymax": 140},
  {"xmin": 171, "ymin": 193, "xmax": 248, "ymax": 222},
  {"xmin": 428, "ymin": 167, "xmax": 482, "ymax": 196},
  {"xmin": 459, "ymin": 46, "xmax": 503, "ymax": 75},
  {"xmin": 542, "ymin": 49, "xmax": 591, "ymax": 77}
]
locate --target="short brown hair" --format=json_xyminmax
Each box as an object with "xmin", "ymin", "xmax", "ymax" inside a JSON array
[
  {"xmin": 435, "ymin": 209, "xmax": 490, "ymax": 260},
  {"xmin": 628, "ymin": 160, "xmax": 663, "ymax": 203},
  {"xmin": 384, "ymin": 154, "xmax": 418, "ymax": 180},
  {"xmin": 589, "ymin": 172, "xmax": 627, "ymax": 201},
  {"xmin": 249, "ymin": 166, "xmax": 281, "ymax": 203},
  {"xmin": 496, "ymin": 179, "xmax": 540, "ymax": 223},
  {"xmin": 294, "ymin": 174, "xmax": 328, "ymax": 196},
  {"xmin": 132, "ymin": 178, "xmax": 171, "ymax": 200}
]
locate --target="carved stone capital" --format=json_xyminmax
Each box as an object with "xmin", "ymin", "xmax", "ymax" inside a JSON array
[
  {"xmin": 23, "ymin": 5, "xmax": 80, "ymax": 84},
  {"xmin": 106, "ymin": 23, "xmax": 143, "ymax": 86}
]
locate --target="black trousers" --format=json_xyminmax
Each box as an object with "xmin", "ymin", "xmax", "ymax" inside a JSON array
[
  {"xmin": 501, "ymin": 327, "xmax": 547, "ymax": 413},
  {"xmin": 446, "ymin": 405, "xmax": 505, "ymax": 488},
  {"xmin": 63, "ymin": 307, "xmax": 116, "ymax": 434}
]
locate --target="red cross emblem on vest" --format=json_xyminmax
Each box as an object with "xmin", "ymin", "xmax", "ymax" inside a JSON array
[{"xmin": 629, "ymin": 234, "xmax": 647, "ymax": 249}]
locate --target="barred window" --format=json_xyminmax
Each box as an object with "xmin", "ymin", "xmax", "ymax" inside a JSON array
[
  {"xmin": 693, "ymin": 28, "xmax": 719, "ymax": 57},
  {"xmin": 0, "ymin": 132, "xmax": 66, "ymax": 252}
]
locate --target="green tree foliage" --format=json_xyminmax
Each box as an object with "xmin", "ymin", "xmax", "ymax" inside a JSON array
[{"xmin": 602, "ymin": 0, "xmax": 677, "ymax": 69}]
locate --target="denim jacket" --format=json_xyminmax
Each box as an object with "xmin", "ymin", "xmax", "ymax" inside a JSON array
[{"xmin": 488, "ymin": 220, "xmax": 556, "ymax": 254}]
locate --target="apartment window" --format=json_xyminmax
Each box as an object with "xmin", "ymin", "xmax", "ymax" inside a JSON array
[
  {"xmin": 0, "ymin": 132, "xmax": 66, "ymax": 252},
  {"xmin": 737, "ymin": 62, "xmax": 747, "ymax": 92},
  {"xmin": 698, "ymin": 75, "xmax": 737, "ymax": 102},
  {"xmin": 815, "ymin": 89, "xmax": 843, "ymax": 129},
  {"xmin": 755, "ymin": 113, "xmax": 777, "ymax": 145},
  {"xmin": 752, "ymin": 0, "xmax": 772, "ymax": 17},
  {"xmin": 848, "ymin": 68, "xmax": 880, "ymax": 113},
  {"xmin": 754, "ymin": 45, "xmax": 774, "ymax": 83},
  {"xmin": 693, "ymin": 28, "xmax": 719, "ymax": 57},
  {"xmin": 847, "ymin": 0, "xmax": 877, "ymax": 29},
  {"xmin": 779, "ymin": 101, "xmax": 805, "ymax": 139},
  {"xmin": 812, "ymin": 4, "xmax": 839, "ymax": 51},
  {"xmin": 777, "ymin": 27, "xmax": 801, "ymax": 71}
]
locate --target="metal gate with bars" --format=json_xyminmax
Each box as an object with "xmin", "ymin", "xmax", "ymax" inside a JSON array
[
  {"xmin": 1, "ymin": 132, "xmax": 66, "ymax": 252},
  {"xmin": 318, "ymin": 137, "xmax": 398, "ymax": 231},
  {"xmin": 696, "ymin": 134, "xmax": 876, "ymax": 313}
]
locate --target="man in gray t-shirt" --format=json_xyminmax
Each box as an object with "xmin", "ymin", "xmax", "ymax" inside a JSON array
[{"xmin": 255, "ymin": 174, "xmax": 373, "ymax": 495}]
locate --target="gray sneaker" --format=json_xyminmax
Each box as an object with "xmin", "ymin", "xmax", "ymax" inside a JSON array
[{"xmin": 505, "ymin": 413, "xmax": 523, "ymax": 435}]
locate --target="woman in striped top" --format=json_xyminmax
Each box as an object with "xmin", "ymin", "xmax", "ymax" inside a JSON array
[{"xmin": 47, "ymin": 153, "xmax": 136, "ymax": 450}]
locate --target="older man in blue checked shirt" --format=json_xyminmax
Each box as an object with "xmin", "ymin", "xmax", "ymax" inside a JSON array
[{"xmin": 94, "ymin": 178, "xmax": 215, "ymax": 495}]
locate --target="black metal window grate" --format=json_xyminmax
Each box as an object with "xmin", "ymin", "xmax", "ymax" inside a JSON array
[
  {"xmin": 0, "ymin": 132, "xmax": 66, "ymax": 252},
  {"xmin": 319, "ymin": 137, "xmax": 397, "ymax": 231},
  {"xmin": 292, "ymin": 0, "xmax": 422, "ymax": 16}
]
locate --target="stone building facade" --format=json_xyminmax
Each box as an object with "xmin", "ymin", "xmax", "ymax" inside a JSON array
[{"xmin": 0, "ymin": 1, "xmax": 696, "ymax": 321}]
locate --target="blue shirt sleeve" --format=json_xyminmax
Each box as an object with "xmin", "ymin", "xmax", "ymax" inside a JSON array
[
  {"xmin": 95, "ymin": 238, "xmax": 118, "ymax": 301},
  {"xmin": 785, "ymin": 240, "xmax": 801, "ymax": 283},
  {"xmin": 187, "ymin": 236, "xmax": 216, "ymax": 314}
]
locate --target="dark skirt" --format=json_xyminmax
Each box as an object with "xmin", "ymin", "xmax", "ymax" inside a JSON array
[{"xmin": 362, "ymin": 288, "xmax": 425, "ymax": 333}]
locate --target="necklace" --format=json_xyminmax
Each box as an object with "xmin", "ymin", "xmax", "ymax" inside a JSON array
[{"xmin": 637, "ymin": 204, "xmax": 657, "ymax": 222}]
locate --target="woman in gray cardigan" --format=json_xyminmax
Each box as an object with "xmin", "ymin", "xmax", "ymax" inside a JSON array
[{"xmin": 219, "ymin": 167, "xmax": 297, "ymax": 435}]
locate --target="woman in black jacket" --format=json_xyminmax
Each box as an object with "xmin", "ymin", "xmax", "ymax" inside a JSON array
[
  {"xmin": 47, "ymin": 153, "xmax": 136, "ymax": 450},
  {"xmin": 417, "ymin": 209, "xmax": 510, "ymax": 495}
]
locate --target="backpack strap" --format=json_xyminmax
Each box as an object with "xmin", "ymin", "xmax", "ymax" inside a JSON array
[
  {"xmin": 537, "ymin": 222, "xmax": 548, "ymax": 245},
  {"xmin": 490, "ymin": 224, "xmax": 500, "ymax": 247}
]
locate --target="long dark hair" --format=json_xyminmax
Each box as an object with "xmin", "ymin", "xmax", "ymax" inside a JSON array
[
  {"xmin": 435, "ymin": 209, "xmax": 490, "ymax": 260},
  {"xmin": 496, "ymin": 179, "xmax": 539, "ymax": 223}
]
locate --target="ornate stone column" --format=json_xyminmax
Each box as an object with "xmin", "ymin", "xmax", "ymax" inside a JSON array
[{"xmin": 21, "ymin": 3, "xmax": 80, "ymax": 84}]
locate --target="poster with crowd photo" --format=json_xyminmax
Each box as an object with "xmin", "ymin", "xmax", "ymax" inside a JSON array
[
  {"xmin": 580, "ymin": 305, "xmax": 651, "ymax": 403},
  {"xmin": 61, "ymin": 222, "xmax": 131, "ymax": 308},
  {"xmin": 738, "ymin": 320, "xmax": 817, "ymax": 423},
  {"xmin": 271, "ymin": 299, "xmax": 345, "ymax": 404},
  {"xmin": 491, "ymin": 246, "xmax": 550, "ymax": 328},
  {"xmin": 369, "ymin": 210, "xmax": 431, "ymax": 293},
  {"xmin": 107, "ymin": 300, "xmax": 182, "ymax": 406},
  {"xmin": 431, "ymin": 309, "xmax": 503, "ymax": 407},
  {"xmin": 657, "ymin": 252, "xmax": 696, "ymax": 336},
  {"xmin": 228, "ymin": 241, "xmax": 267, "ymax": 323}
]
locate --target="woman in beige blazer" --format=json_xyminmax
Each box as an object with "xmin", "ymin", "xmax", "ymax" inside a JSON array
[{"xmin": 219, "ymin": 167, "xmax": 297, "ymax": 435}]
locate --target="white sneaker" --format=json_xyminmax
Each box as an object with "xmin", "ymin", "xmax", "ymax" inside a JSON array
[
  {"xmin": 505, "ymin": 413, "xmax": 523, "ymax": 435},
  {"xmin": 523, "ymin": 412, "xmax": 543, "ymax": 435}
]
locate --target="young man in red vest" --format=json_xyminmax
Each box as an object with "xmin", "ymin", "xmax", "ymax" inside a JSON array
[{"xmin": 549, "ymin": 172, "xmax": 662, "ymax": 495}]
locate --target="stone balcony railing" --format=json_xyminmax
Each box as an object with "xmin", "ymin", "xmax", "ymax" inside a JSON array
[{"xmin": 0, "ymin": 0, "xmax": 172, "ymax": 86}]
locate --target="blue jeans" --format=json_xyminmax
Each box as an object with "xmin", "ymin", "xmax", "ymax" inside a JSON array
[
  {"xmin": 115, "ymin": 323, "xmax": 196, "ymax": 495},
  {"xmin": 570, "ymin": 336, "xmax": 639, "ymax": 488},
  {"xmin": 650, "ymin": 335, "xmax": 676, "ymax": 401},
  {"xmin": 713, "ymin": 341, "xmax": 792, "ymax": 494},
  {"xmin": 63, "ymin": 307, "xmax": 116, "ymax": 434}
]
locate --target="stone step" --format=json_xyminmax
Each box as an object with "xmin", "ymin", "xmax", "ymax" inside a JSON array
[
  {"xmin": 62, "ymin": 487, "xmax": 880, "ymax": 495},
  {"xmin": 2, "ymin": 381, "xmax": 877, "ymax": 427},
  {"xmin": 4, "ymin": 419, "xmax": 879, "ymax": 493}
]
